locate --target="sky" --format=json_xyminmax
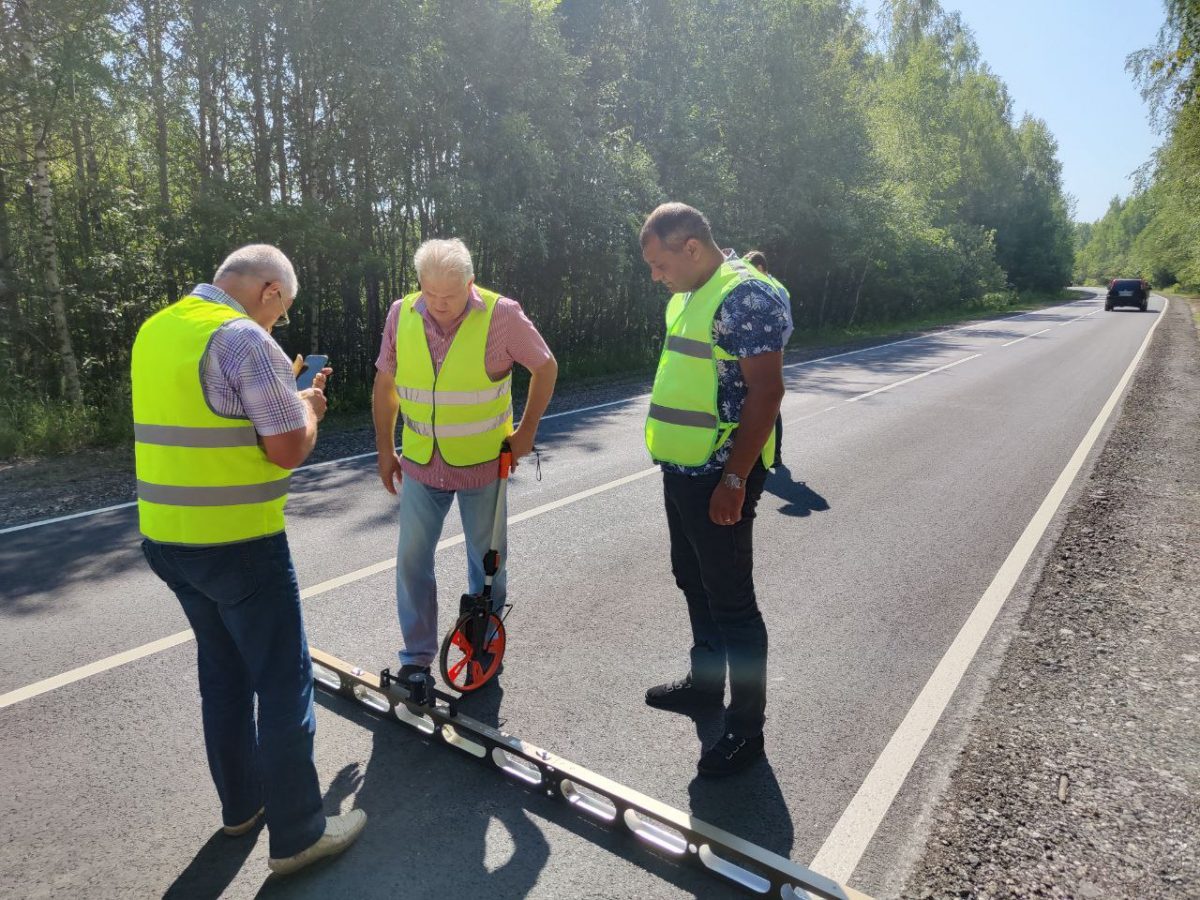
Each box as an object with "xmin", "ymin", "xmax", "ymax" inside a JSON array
[{"xmin": 886, "ymin": 0, "xmax": 1167, "ymax": 222}]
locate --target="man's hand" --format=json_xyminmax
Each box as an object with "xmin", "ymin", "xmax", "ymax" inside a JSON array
[
  {"xmin": 310, "ymin": 366, "xmax": 333, "ymax": 393},
  {"xmin": 300, "ymin": 387, "xmax": 327, "ymax": 422},
  {"xmin": 377, "ymin": 449, "xmax": 403, "ymax": 494},
  {"xmin": 709, "ymin": 480, "xmax": 745, "ymax": 526},
  {"xmin": 507, "ymin": 424, "xmax": 535, "ymax": 469}
]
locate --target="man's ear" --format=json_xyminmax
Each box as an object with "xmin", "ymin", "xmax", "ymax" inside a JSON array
[{"xmin": 684, "ymin": 237, "xmax": 701, "ymax": 260}]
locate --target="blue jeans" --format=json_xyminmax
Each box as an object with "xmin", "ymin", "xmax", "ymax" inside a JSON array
[
  {"xmin": 142, "ymin": 534, "xmax": 325, "ymax": 858},
  {"xmin": 396, "ymin": 476, "xmax": 507, "ymax": 667}
]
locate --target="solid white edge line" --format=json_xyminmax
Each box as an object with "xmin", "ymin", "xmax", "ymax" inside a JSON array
[
  {"xmin": 0, "ymin": 293, "xmax": 1114, "ymax": 710},
  {"xmin": 808, "ymin": 298, "xmax": 1169, "ymax": 883},
  {"xmin": 1, "ymin": 296, "xmax": 1100, "ymax": 536},
  {"xmin": 845, "ymin": 354, "xmax": 981, "ymax": 403}
]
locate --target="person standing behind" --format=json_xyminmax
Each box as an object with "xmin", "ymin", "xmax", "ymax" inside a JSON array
[
  {"xmin": 640, "ymin": 205, "xmax": 788, "ymax": 777},
  {"xmin": 743, "ymin": 250, "xmax": 792, "ymax": 469},
  {"xmin": 133, "ymin": 244, "xmax": 366, "ymax": 876},
  {"xmin": 372, "ymin": 238, "xmax": 557, "ymax": 683}
]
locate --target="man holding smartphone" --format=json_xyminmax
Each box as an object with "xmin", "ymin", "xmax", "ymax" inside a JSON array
[
  {"xmin": 132, "ymin": 244, "xmax": 366, "ymax": 874},
  {"xmin": 372, "ymin": 238, "xmax": 557, "ymax": 684}
]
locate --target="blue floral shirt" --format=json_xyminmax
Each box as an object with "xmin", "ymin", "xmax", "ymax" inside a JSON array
[{"xmin": 659, "ymin": 279, "xmax": 791, "ymax": 476}]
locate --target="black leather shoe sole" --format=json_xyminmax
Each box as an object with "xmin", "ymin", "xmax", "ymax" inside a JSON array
[{"xmin": 644, "ymin": 686, "xmax": 724, "ymax": 711}]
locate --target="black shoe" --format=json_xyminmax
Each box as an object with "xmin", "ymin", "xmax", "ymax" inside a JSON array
[
  {"xmin": 697, "ymin": 731, "xmax": 765, "ymax": 777},
  {"xmin": 397, "ymin": 664, "xmax": 431, "ymax": 682},
  {"xmin": 645, "ymin": 675, "xmax": 723, "ymax": 711}
]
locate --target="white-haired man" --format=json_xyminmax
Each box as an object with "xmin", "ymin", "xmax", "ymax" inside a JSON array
[
  {"xmin": 372, "ymin": 238, "xmax": 558, "ymax": 682},
  {"xmin": 133, "ymin": 244, "xmax": 366, "ymax": 874}
]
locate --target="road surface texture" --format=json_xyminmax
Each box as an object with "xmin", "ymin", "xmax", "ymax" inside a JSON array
[
  {"xmin": 900, "ymin": 295, "xmax": 1199, "ymax": 899},
  {"xmin": 1, "ymin": 289, "xmax": 1187, "ymax": 898}
]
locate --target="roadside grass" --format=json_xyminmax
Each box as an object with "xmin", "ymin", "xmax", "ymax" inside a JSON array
[{"xmin": 0, "ymin": 287, "xmax": 1083, "ymax": 462}]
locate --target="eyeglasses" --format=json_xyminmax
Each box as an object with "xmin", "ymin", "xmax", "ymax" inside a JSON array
[{"xmin": 266, "ymin": 281, "xmax": 291, "ymax": 329}]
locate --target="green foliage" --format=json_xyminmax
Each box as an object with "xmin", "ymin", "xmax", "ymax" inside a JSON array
[
  {"xmin": 1078, "ymin": 1, "xmax": 1200, "ymax": 291},
  {"xmin": 1, "ymin": 0, "xmax": 1077, "ymax": 459}
]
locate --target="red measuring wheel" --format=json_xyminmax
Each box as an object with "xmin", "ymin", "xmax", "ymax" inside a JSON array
[{"xmin": 440, "ymin": 609, "xmax": 506, "ymax": 692}]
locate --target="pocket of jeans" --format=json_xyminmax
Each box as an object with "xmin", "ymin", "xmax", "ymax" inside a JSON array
[{"xmin": 171, "ymin": 544, "xmax": 260, "ymax": 607}]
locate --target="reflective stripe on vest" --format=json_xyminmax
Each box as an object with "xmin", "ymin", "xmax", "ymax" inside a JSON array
[
  {"xmin": 131, "ymin": 295, "xmax": 292, "ymax": 546},
  {"xmin": 394, "ymin": 286, "xmax": 513, "ymax": 467},
  {"xmin": 394, "ymin": 380, "xmax": 512, "ymax": 406},
  {"xmin": 646, "ymin": 260, "xmax": 778, "ymax": 468}
]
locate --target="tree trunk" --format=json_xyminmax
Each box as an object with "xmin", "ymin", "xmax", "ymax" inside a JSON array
[
  {"xmin": 270, "ymin": 12, "xmax": 289, "ymax": 203},
  {"xmin": 69, "ymin": 81, "xmax": 93, "ymax": 260},
  {"xmin": 143, "ymin": 0, "xmax": 177, "ymax": 300},
  {"xmin": 192, "ymin": 0, "xmax": 211, "ymax": 186},
  {"xmin": 0, "ymin": 152, "xmax": 18, "ymax": 380},
  {"xmin": 144, "ymin": 0, "xmax": 170, "ymax": 213},
  {"xmin": 249, "ymin": 9, "xmax": 271, "ymax": 206},
  {"xmin": 34, "ymin": 133, "xmax": 84, "ymax": 406},
  {"xmin": 15, "ymin": 0, "xmax": 83, "ymax": 404}
]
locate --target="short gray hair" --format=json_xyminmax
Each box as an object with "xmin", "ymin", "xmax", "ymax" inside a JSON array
[
  {"xmin": 413, "ymin": 238, "xmax": 474, "ymax": 285},
  {"xmin": 214, "ymin": 244, "xmax": 298, "ymax": 297}
]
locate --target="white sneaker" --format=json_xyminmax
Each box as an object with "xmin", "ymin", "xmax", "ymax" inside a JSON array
[
  {"xmin": 222, "ymin": 807, "xmax": 264, "ymax": 836},
  {"xmin": 267, "ymin": 809, "xmax": 367, "ymax": 876}
]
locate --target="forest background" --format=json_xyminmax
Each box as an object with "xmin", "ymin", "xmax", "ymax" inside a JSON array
[
  {"xmin": 1074, "ymin": 2, "xmax": 1200, "ymax": 296},
  {"xmin": 7, "ymin": 0, "xmax": 1167, "ymax": 459}
]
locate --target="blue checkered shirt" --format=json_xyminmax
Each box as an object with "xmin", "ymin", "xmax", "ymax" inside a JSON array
[{"xmin": 193, "ymin": 284, "xmax": 309, "ymax": 437}]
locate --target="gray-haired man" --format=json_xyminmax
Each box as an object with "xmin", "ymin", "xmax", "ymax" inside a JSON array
[
  {"xmin": 372, "ymin": 238, "xmax": 558, "ymax": 683},
  {"xmin": 134, "ymin": 244, "xmax": 366, "ymax": 874}
]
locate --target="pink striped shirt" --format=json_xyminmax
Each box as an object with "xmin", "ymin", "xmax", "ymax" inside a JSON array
[{"xmin": 375, "ymin": 287, "xmax": 553, "ymax": 490}]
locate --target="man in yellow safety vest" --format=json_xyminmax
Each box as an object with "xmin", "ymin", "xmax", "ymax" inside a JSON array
[
  {"xmin": 640, "ymin": 204, "xmax": 788, "ymax": 777},
  {"xmin": 133, "ymin": 244, "xmax": 366, "ymax": 875},
  {"xmin": 372, "ymin": 238, "xmax": 557, "ymax": 683}
]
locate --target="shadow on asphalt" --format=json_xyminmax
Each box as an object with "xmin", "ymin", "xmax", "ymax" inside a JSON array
[
  {"xmin": 246, "ymin": 685, "xmax": 736, "ymax": 898},
  {"xmin": 164, "ymin": 822, "xmax": 263, "ymax": 899},
  {"xmin": 764, "ymin": 465, "xmax": 830, "ymax": 519},
  {"xmin": 0, "ymin": 523, "xmax": 147, "ymax": 613},
  {"xmin": 684, "ymin": 708, "xmax": 796, "ymax": 861}
]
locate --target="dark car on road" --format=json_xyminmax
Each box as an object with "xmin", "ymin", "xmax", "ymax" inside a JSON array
[{"xmin": 1106, "ymin": 278, "xmax": 1149, "ymax": 311}]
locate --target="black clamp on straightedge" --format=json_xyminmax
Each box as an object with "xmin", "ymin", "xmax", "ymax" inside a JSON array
[{"xmin": 379, "ymin": 667, "xmax": 459, "ymax": 717}]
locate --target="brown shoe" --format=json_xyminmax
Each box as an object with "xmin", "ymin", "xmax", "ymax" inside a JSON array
[
  {"xmin": 222, "ymin": 807, "xmax": 264, "ymax": 837},
  {"xmin": 267, "ymin": 810, "xmax": 367, "ymax": 876}
]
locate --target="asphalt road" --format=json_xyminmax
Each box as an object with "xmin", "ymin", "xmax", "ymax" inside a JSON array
[{"xmin": 0, "ymin": 289, "xmax": 1164, "ymax": 899}]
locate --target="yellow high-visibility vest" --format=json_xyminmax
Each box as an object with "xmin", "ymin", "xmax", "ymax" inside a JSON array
[
  {"xmin": 395, "ymin": 286, "xmax": 512, "ymax": 467},
  {"xmin": 132, "ymin": 296, "xmax": 291, "ymax": 545},
  {"xmin": 646, "ymin": 259, "xmax": 777, "ymax": 468}
]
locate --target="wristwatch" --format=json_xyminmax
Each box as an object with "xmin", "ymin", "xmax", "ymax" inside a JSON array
[{"xmin": 721, "ymin": 472, "xmax": 745, "ymax": 491}]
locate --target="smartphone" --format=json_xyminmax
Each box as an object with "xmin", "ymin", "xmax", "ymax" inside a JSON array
[{"xmin": 295, "ymin": 354, "xmax": 329, "ymax": 390}]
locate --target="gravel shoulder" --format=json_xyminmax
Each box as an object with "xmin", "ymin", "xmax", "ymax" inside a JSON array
[{"xmin": 900, "ymin": 297, "xmax": 1200, "ymax": 899}]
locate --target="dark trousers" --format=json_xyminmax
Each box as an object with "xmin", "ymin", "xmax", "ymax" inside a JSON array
[
  {"xmin": 773, "ymin": 414, "xmax": 783, "ymax": 467},
  {"xmin": 142, "ymin": 533, "xmax": 325, "ymax": 858},
  {"xmin": 662, "ymin": 463, "xmax": 769, "ymax": 734}
]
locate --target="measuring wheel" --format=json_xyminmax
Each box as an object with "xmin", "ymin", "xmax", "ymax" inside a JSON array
[{"xmin": 439, "ymin": 607, "xmax": 506, "ymax": 692}]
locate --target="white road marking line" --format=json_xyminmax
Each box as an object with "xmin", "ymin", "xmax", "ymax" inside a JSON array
[
  {"xmin": 0, "ymin": 501, "xmax": 140, "ymax": 534},
  {"xmin": 0, "ymin": 631, "xmax": 196, "ymax": 711},
  {"xmin": 1059, "ymin": 309, "xmax": 1101, "ymax": 326},
  {"xmin": 809, "ymin": 298, "xmax": 1170, "ymax": 883},
  {"xmin": 0, "ymin": 340, "xmax": 990, "ymax": 711},
  {"xmin": 1, "ymin": 300, "xmax": 1095, "ymax": 536},
  {"xmin": 1002, "ymin": 328, "xmax": 1052, "ymax": 347},
  {"xmin": 0, "ymin": 466, "xmax": 663, "ymax": 711},
  {"xmin": 845, "ymin": 355, "xmax": 981, "ymax": 403}
]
